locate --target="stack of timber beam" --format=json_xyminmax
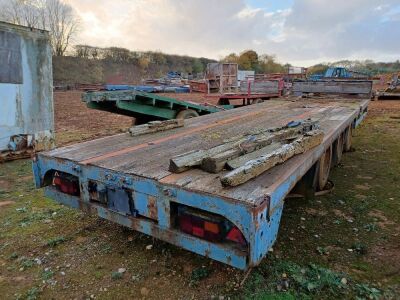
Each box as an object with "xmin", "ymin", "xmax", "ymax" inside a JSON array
[{"xmin": 169, "ymin": 120, "xmax": 324, "ymax": 186}]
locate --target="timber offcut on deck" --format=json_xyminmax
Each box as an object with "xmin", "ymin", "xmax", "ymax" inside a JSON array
[{"xmin": 43, "ymin": 98, "xmax": 369, "ymax": 206}]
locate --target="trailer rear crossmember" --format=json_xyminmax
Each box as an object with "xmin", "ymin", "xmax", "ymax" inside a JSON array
[{"xmin": 33, "ymin": 98, "xmax": 369, "ymax": 269}]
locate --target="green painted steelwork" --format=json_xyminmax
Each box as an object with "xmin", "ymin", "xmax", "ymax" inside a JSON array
[
  {"xmin": 83, "ymin": 90, "xmax": 232, "ymax": 121},
  {"xmin": 117, "ymin": 101, "xmax": 178, "ymax": 119}
]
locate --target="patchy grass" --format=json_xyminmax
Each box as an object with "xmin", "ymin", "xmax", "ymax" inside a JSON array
[
  {"xmin": 0, "ymin": 101, "xmax": 399, "ymax": 299},
  {"xmin": 190, "ymin": 267, "xmax": 212, "ymax": 286},
  {"xmin": 46, "ymin": 236, "xmax": 66, "ymax": 248},
  {"xmin": 259, "ymin": 101, "xmax": 400, "ymax": 297},
  {"xmin": 240, "ymin": 257, "xmax": 386, "ymax": 299}
]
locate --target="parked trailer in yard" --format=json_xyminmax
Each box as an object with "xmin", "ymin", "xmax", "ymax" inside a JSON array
[
  {"xmin": 82, "ymin": 90, "xmax": 231, "ymax": 124},
  {"xmin": 82, "ymin": 85, "xmax": 282, "ymax": 124},
  {"xmin": 33, "ymin": 81, "xmax": 370, "ymax": 269}
]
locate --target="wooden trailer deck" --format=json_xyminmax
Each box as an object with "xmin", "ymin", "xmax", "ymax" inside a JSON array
[
  {"xmin": 34, "ymin": 97, "xmax": 369, "ymax": 269},
  {"xmin": 42, "ymin": 97, "xmax": 368, "ymax": 206}
]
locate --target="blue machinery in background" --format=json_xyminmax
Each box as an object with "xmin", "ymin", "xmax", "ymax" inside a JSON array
[{"xmin": 308, "ymin": 67, "xmax": 368, "ymax": 81}]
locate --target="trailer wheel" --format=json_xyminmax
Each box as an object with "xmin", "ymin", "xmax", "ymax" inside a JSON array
[
  {"xmin": 344, "ymin": 126, "xmax": 353, "ymax": 152},
  {"xmin": 333, "ymin": 133, "xmax": 344, "ymax": 165},
  {"xmin": 176, "ymin": 109, "xmax": 200, "ymax": 119},
  {"xmin": 133, "ymin": 116, "xmax": 152, "ymax": 125},
  {"xmin": 317, "ymin": 146, "xmax": 332, "ymax": 191},
  {"xmin": 251, "ymin": 98, "xmax": 264, "ymax": 105}
]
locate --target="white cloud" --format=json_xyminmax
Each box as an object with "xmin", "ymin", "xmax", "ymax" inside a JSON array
[
  {"xmin": 67, "ymin": 0, "xmax": 400, "ymax": 66},
  {"xmin": 237, "ymin": 6, "xmax": 263, "ymax": 19}
]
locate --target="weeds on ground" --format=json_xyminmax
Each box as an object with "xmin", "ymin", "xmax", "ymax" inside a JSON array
[
  {"xmin": 46, "ymin": 236, "xmax": 66, "ymax": 247},
  {"xmin": 111, "ymin": 271, "xmax": 123, "ymax": 280},
  {"xmin": 190, "ymin": 267, "xmax": 212, "ymax": 286},
  {"xmin": 241, "ymin": 257, "xmax": 383, "ymax": 299}
]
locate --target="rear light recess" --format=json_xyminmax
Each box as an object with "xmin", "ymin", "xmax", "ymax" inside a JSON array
[
  {"xmin": 176, "ymin": 205, "xmax": 247, "ymax": 247},
  {"xmin": 52, "ymin": 171, "xmax": 80, "ymax": 196}
]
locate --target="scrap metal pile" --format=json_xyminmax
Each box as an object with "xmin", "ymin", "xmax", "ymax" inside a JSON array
[
  {"xmin": 375, "ymin": 73, "xmax": 400, "ymax": 99},
  {"xmin": 168, "ymin": 119, "xmax": 324, "ymax": 186}
]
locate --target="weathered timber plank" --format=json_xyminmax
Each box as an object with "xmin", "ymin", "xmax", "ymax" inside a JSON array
[
  {"xmin": 129, "ymin": 119, "xmax": 184, "ymax": 136},
  {"xmin": 226, "ymin": 142, "xmax": 282, "ymax": 170},
  {"xmin": 221, "ymin": 130, "xmax": 324, "ymax": 187},
  {"xmin": 169, "ymin": 120, "xmax": 319, "ymax": 174},
  {"xmin": 169, "ymin": 138, "xmax": 245, "ymax": 173},
  {"xmin": 200, "ymin": 125, "xmax": 312, "ymax": 173}
]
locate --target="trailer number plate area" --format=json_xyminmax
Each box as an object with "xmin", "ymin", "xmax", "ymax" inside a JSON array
[
  {"xmin": 107, "ymin": 186, "xmax": 136, "ymax": 216},
  {"xmin": 88, "ymin": 180, "xmax": 158, "ymax": 220}
]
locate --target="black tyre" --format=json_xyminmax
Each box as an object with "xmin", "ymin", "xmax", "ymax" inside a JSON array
[
  {"xmin": 344, "ymin": 126, "xmax": 353, "ymax": 152},
  {"xmin": 317, "ymin": 146, "xmax": 332, "ymax": 191},
  {"xmin": 333, "ymin": 133, "xmax": 344, "ymax": 165},
  {"xmin": 251, "ymin": 98, "xmax": 264, "ymax": 105},
  {"xmin": 133, "ymin": 115, "xmax": 152, "ymax": 125},
  {"xmin": 176, "ymin": 109, "xmax": 200, "ymax": 119}
]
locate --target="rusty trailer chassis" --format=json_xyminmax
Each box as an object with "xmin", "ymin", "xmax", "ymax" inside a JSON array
[{"xmin": 33, "ymin": 98, "xmax": 369, "ymax": 270}]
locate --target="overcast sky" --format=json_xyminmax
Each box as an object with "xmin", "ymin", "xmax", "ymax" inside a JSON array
[{"xmin": 67, "ymin": 0, "xmax": 400, "ymax": 66}]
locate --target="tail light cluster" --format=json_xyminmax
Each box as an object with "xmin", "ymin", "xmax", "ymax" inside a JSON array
[
  {"xmin": 52, "ymin": 171, "xmax": 80, "ymax": 196},
  {"xmin": 177, "ymin": 205, "xmax": 247, "ymax": 247}
]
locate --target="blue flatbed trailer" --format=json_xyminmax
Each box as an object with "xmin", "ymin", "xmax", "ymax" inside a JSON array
[{"xmin": 33, "ymin": 97, "xmax": 369, "ymax": 270}]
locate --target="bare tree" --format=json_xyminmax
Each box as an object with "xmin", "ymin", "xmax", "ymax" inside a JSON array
[
  {"xmin": 45, "ymin": 0, "xmax": 79, "ymax": 56},
  {"xmin": 0, "ymin": 0, "xmax": 79, "ymax": 56},
  {"xmin": 1, "ymin": 0, "xmax": 45, "ymax": 28},
  {"xmin": 0, "ymin": 0, "xmax": 23, "ymax": 24}
]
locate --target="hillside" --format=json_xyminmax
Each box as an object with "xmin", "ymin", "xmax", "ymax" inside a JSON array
[{"xmin": 53, "ymin": 46, "xmax": 216, "ymax": 85}]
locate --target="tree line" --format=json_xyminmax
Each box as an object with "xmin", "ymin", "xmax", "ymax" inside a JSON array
[
  {"xmin": 222, "ymin": 50, "xmax": 288, "ymax": 74},
  {"xmin": 308, "ymin": 60, "xmax": 400, "ymax": 76},
  {"xmin": 0, "ymin": 0, "xmax": 79, "ymax": 56},
  {"xmin": 73, "ymin": 45, "xmax": 213, "ymax": 74}
]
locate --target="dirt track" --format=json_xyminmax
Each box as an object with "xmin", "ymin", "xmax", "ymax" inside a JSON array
[{"xmin": 54, "ymin": 91, "xmax": 132, "ymax": 145}]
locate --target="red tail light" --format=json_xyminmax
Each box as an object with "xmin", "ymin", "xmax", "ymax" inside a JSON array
[
  {"xmin": 52, "ymin": 172, "xmax": 80, "ymax": 196},
  {"xmin": 177, "ymin": 205, "xmax": 247, "ymax": 246},
  {"xmin": 226, "ymin": 226, "xmax": 247, "ymax": 246},
  {"xmin": 178, "ymin": 209, "xmax": 223, "ymax": 242}
]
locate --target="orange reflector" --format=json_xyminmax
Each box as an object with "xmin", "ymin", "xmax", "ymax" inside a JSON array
[{"xmin": 204, "ymin": 221, "xmax": 219, "ymax": 234}]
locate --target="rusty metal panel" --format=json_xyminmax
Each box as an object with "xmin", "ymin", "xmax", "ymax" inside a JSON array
[
  {"xmin": 0, "ymin": 22, "xmax": 54, "ymax": 159},
  {"xmin": 133, "ymin": 191, "xmax": 158, "ymax": 220}
]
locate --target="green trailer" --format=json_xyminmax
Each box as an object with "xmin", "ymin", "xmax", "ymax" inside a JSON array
[{"xmin": 82, "ymin": 90, "xmax": 233, "ymax": 124}]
